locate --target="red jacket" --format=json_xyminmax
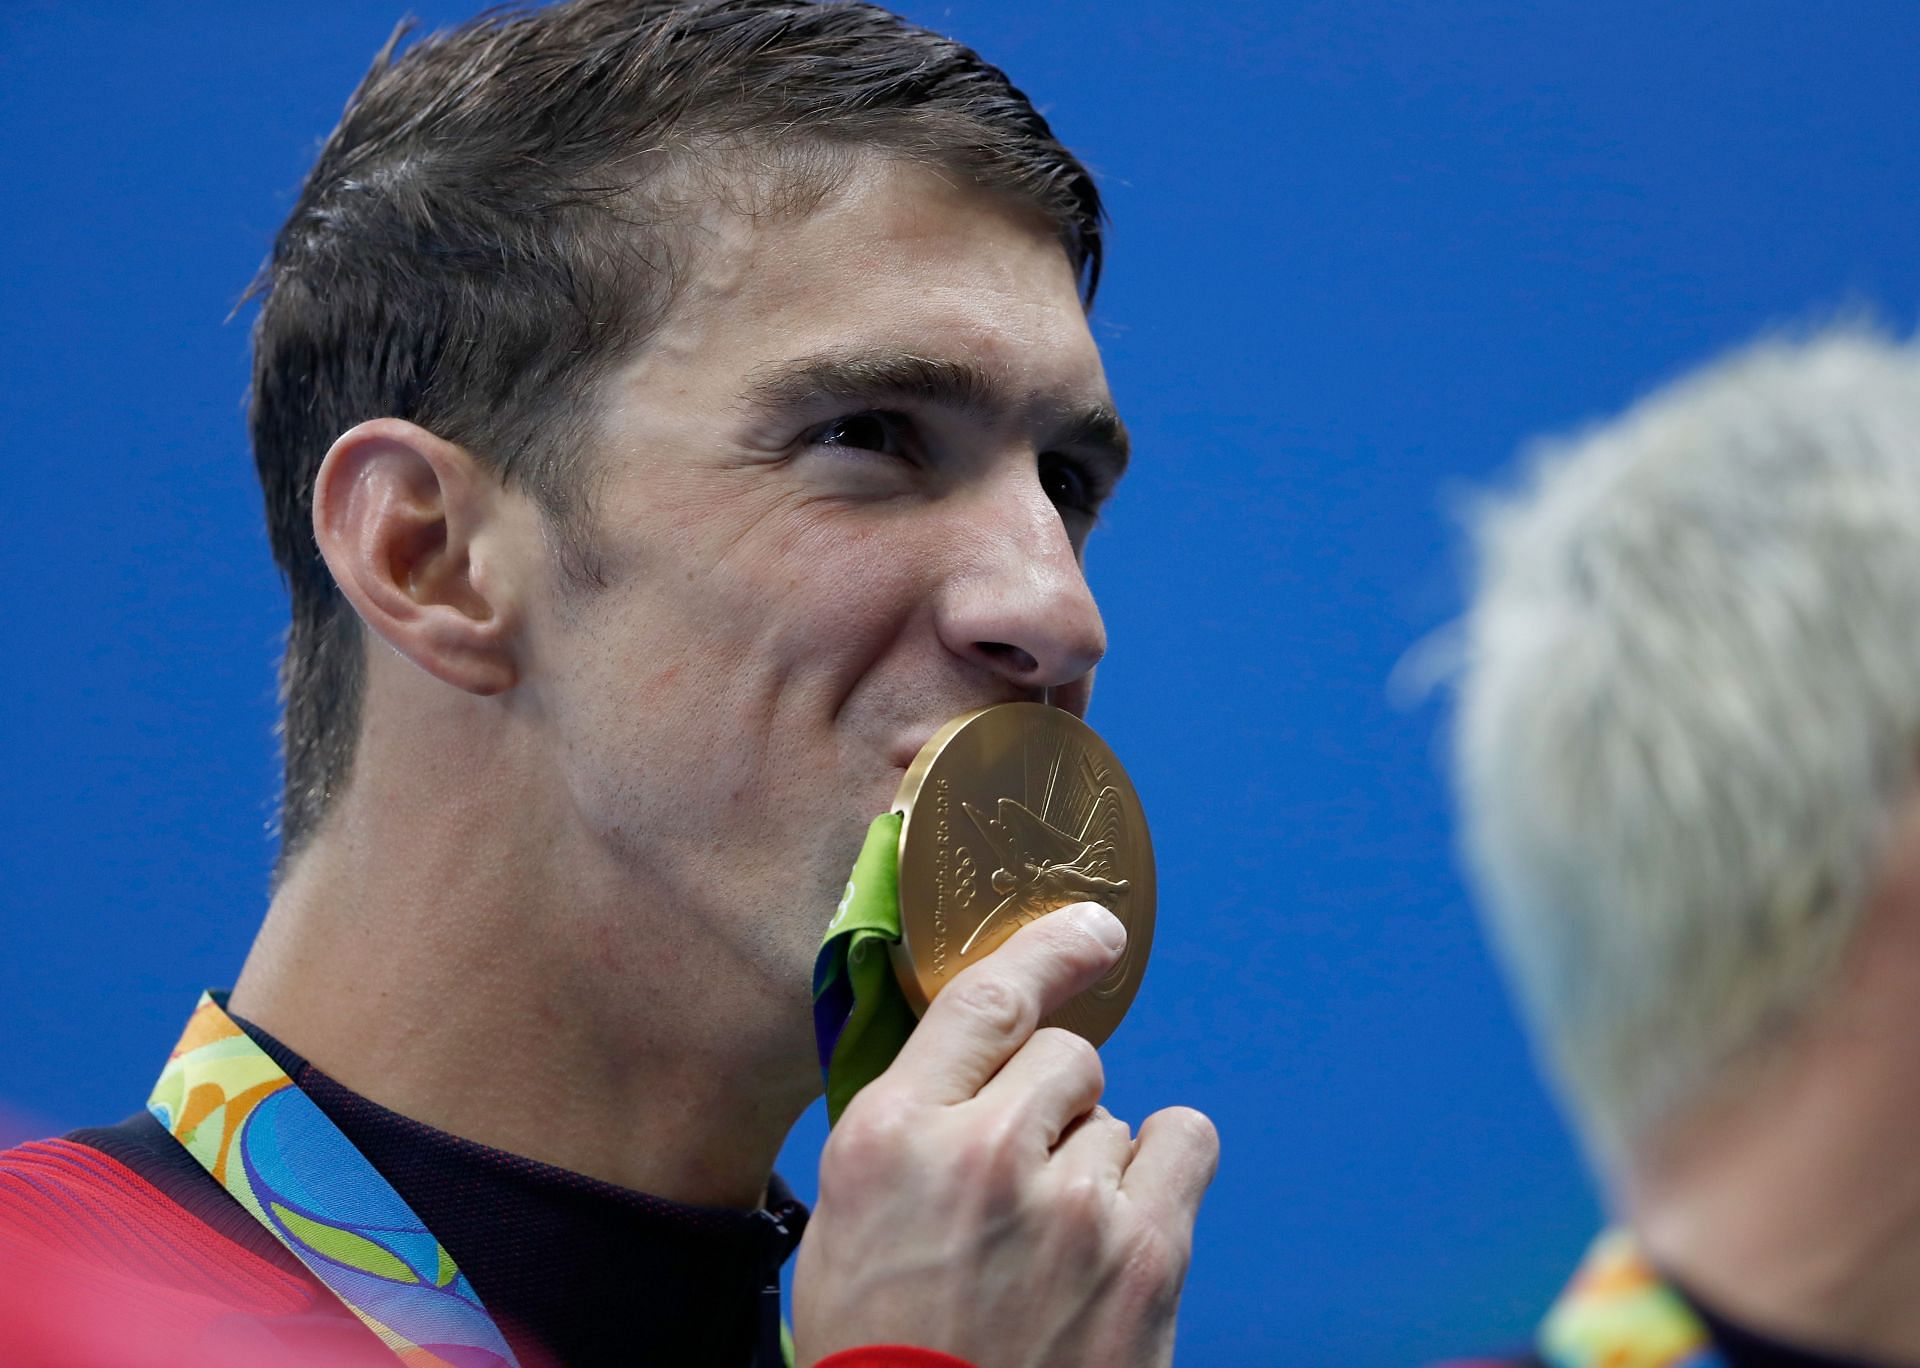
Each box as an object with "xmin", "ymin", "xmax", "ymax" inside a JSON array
[{"xmin": 0, "ymin": 1133, "xmax": 972, "ymax": 1368}]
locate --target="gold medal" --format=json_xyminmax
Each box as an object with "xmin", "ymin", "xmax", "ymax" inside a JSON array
[{"xmin": 890, "ymin": 703, "xmax": 1155, "ymax": 1046}]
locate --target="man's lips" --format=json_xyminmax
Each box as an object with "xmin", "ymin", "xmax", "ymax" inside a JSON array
[
  {"xmin": 887, "ymin": 706, "xmax": 1042, "ymax": 773},
  {"xmin": 884, "ymin": 691, "xmax": 1055, "ymax": 774},
  {"xmin": 888, "ymin": 721, "xmax": 958, "ymax": 773},
  {"xmin": 888, "ymin": 724, "xmax": 960, "ymax": 777},
  {"xmin": 889, "ymin": 719, "xmax": 976, "ymax": 772}
]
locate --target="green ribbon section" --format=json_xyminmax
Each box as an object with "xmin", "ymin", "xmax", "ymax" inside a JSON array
[{"xmin": 811, "ymin": 812, "xmax": 919, "ymax": 1124}]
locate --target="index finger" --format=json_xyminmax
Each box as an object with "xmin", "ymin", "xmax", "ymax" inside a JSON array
[{"xmin": 881, "ymin": 902, "xmax": 1126, "ymax": 1105}]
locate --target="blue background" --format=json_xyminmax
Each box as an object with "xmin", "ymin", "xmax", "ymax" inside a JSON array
[{"xmin": 4, "ymin": 3, "xmax": 1916, "ymax": 1363}]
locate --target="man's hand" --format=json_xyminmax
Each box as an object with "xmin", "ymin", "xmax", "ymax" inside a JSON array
[{"xmin": 791, "ymin": 902, "xmax": 1219, "ymax": 1368}]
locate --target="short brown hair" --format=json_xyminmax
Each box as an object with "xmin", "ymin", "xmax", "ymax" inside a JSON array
[{"xmin": 248, "ymin": 0, "xmax": 1105, "ymax": 868}]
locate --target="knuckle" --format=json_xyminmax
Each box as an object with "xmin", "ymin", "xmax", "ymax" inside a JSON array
[
  {"xmin": 956, "ymin": 1110, "xmax": 1029, "ymax": 1202},
  {"xmin": 1050, "ymin": 1172, "xmax": 1110, "ymax": 1235},
  {"xmin": 1043, "ymin": 1025, "xmax": 1102, "ymax": 1076},
  {"xmin": 821, "ymin": 1093, "xmax": 914, "ymax": 1190},
  {"xmin": 1066, "ymin": 1031, "xmax": 1106, "ymax": 1088},
  {"xmin": 950, "ymin": 975, "xmax": 1029, "ymax": 1043},
  {"xmin": 1026, "ymin": 1026, "xmax": 1104, "ymax": 1097}
]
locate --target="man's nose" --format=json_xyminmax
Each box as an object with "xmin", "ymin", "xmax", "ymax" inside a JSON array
[{"xmin": 934, "ymin": 480, "xmax": 1107, "ymax": 698}]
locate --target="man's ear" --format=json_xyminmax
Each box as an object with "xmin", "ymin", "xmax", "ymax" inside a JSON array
[{"xmin": 312, "ymin": 418, "xmax": 522, "ymax": 697}]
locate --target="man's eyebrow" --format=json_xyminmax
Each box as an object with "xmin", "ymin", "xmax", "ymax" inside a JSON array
[
  {"xmin": 745, "ymin": 347, "xmax": 1131, "ymax": 472},
  {"xmin": 747, "ymin": 349, "xmax": 1002, "ymax": 415}
]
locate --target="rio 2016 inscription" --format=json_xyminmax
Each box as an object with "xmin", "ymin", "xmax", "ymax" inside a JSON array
[{"xmin": 932, "ymin": 779, "xmax": 950, "ymax": 980}]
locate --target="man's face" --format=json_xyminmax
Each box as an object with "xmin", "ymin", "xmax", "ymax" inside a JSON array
[{"xmin": 522, "ymin": 158, "xmax": 1126, "ymax": 1019}]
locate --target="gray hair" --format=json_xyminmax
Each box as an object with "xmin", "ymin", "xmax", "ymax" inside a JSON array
[{"xmin": 1452, "ymin": 327, "xmax": 1920, "ymax": 1161}]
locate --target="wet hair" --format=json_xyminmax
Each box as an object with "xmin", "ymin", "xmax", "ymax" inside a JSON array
[{"xmin": 248, "ymin": 0, "xmax": 1104, "ymax": 868}]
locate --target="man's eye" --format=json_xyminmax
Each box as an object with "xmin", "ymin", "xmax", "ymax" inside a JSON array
[
  {"xmin": 806, "ymin": 411, "xmax": 909, "ymax": 457},
  {"xmin": 1039, "ymin": 452, "xmax": 1095, "ymax": 514}
]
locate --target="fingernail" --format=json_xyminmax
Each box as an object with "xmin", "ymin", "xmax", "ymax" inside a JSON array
[{"xmin": 1072, "ymin": 902, "xmax": 1127, "ymax": 952}]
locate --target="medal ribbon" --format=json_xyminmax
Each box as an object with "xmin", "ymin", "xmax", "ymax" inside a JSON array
[
  {"xmin": 1536, "ymin": 1230, "xmax": 1724, "ymax": 1368},
  {"xmin": 812, "ymin": 812, "xmax": 919, "ymax": 1124},
  {"xmin": 147, "ymin": 992, "xmax": 520, "ymax": 1368}
]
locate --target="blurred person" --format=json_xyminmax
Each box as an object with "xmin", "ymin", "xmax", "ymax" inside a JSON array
[
  {"xmin": 0, "ymin": 3, "xmax": 1217, "ymax": 1365},
  {"xmin": 1444, "ymin": 329, "xmax": 1920, "ymax": 1368}
]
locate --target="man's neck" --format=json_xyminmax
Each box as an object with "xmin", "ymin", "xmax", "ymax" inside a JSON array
[
  {"xmin": 229, "ymin": 692, "xmax": 820, "ymax": 1211},
  {"xmin": 1626, "ymin": 893, "xmax": 1920, "ymax": 1363}
]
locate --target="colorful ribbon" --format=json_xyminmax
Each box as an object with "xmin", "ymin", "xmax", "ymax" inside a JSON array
[
  {"xmin": 1537, "ymin": 1229, "xmax": 1723, "ymax": 1368},
  {"xmin": 812, "ymin": 813, "xmax": 919, "ymax": 1124},
  {"xmin": 148, "ymin": 993, "xmax": 519, "ymax": 1368}
]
